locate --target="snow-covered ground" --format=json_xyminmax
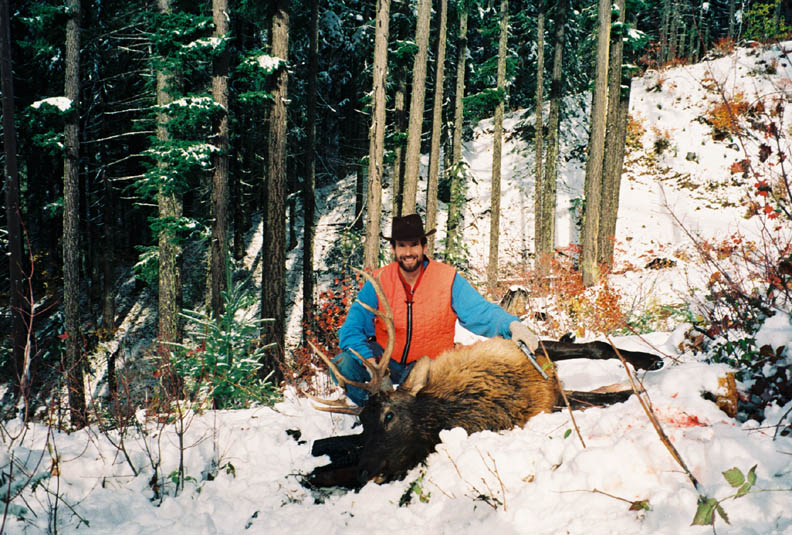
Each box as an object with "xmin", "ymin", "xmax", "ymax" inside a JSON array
[{"xmin": 2, "ymin": 42, "xmax": 792, "ymax": 534}]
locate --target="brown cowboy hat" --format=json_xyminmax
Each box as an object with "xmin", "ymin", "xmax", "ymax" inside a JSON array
[{"xmin": 380, "ymin": 213, "xmax": 436, "ymax": 241}]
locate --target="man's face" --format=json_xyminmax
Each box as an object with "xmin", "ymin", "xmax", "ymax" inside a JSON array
[{"xmin": 393, "ymin": 239, "xmax": 425, "ymax": 273}]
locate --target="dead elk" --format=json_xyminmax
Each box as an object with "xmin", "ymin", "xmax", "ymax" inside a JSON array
[{"xmin": 307, "ymin": 270, "xmax": 663, "ymax": 487}]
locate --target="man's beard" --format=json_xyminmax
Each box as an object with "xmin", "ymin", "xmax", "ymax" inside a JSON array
[{"xmin": 397, "ymin": 254, "xmax": 422, "ymax": 272}]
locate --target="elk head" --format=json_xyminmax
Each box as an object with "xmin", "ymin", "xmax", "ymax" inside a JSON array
[{"xmin": 310, "ymin": 268, "xmax": 434, "ymax": 484}]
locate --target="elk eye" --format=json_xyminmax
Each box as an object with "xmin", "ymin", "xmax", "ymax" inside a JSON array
[{"xmin": 384, "ymin": 411, "xmax": 394, "ymax": 424}]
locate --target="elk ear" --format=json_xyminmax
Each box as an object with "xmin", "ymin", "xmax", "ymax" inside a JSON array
[{"xmin": 399, "ymin": 356, "xmax": 431, "ymax": 396}]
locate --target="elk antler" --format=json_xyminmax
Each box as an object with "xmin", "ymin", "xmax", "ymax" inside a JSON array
[{"xmin": 309, "ymin": 267, "xmax": 396, "ymax": 413}]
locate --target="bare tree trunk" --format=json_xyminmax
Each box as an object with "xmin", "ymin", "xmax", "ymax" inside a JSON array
[
  {"xmin": 487, "ymin": 0, "xmax": 509, "ymax": 293},
  {"xmin": 262, "ymin": 0, "xmax": 289, "ymax": 383},
  {"xmin": 581, "ymin": 0, "xmax": 611, "ymax": 286},
  {"xmin": 728, "ymin": 0, "xmax": 735, "ymax": 38},
  {"xmin": 64, "ymin": 0, "xmax": 86, "ymax": 428},
  {"xmin": 540, "ymin": 0, "xmax": 567, "ymax": 262},
  {"xmin": 426, "ymin": 0, "xmax": 448, "ymax": 255},
  {"xmin": 668, "ymin": 0, "xmax": 679, "ymax": 61},
  {"xmin": 157, "ymin": 0, "xmax": 182, "ymax": 398},
  {"xmin": 661, "ymin": 0, "xmax": 670, "ymax": 63},
  {"xmin": 210, "ymin": 0, "xmax": 230, "ymax": 319},
  {"xmin": 533, "ymin": 0, "xmax": 547, "ymax": 257},
  {"xmin": 597, "ymin": 0, "xmax": 629, "ymax": 268},
  {"xmin": 1, "ymin": 0, "xmax": 28, "ymax": 399},
  {"xmin": 101, "ymin": 172, "xmax": 115, "ymax": 334},
  {"xmin": 445, "ymin": 6, "xmax": 468, "ymax": 261},
  {"xmin": 363, "ymin": 0, "xmax": 391, "ymax": 269},
  {"xmin": 392, "ymin": 73, "xmax": 407, "ymax": 217},
  {"xmin": 401, "ymin": 0, "xmax": 432, "ymax": 215},
  {"xmin": 303, "ymin": 0, "xmax": 319, "ymax": 334}
]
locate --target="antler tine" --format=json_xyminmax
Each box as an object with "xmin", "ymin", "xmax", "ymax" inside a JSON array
[
  {"xmin": 306, "ymin": 267, "xmax": 396, "ymax": 403},
  {"xmin": 352, "ymin": 267, "xmax": 395, "ymax": 375},
  {"xmin": 308, "ymin": 340, "xmax": 375, "ymax": 392},
  {"xmin": 307, "ymin": 394, "xmax": 363, "ymax": 415}
]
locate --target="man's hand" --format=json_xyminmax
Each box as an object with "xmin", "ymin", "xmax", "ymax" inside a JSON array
[{"xmin": 509, "ymin": 321, "xmax": 538, "ymax": 352}]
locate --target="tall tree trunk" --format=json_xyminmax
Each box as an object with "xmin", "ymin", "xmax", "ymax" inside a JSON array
[
  {"xmin": 363, "ymin": 0, "xmax": 391, "ymax": 269},
  {"xmin": 487, "ymin": 0, "xmax": 509, "ymax": 293},
  {"xmin": 392, "ymin": 72, "xmax": 407, "ymax": 217},
  {"xmin": 1, "ymin": 0, "xmax": 27, "ymax": 398},
  {"xmin": 401, "ymin": 0, "xmax": 432, "ymax": 215},
  {"xmin": 101, "ymin": 170, "xmax": 115, "ymax": 335},
  {"xmin": 426, "ymin": 0, "xmax": 448, "ymax": 255},
  {"xmin": 540, "ymin": 0, "xmax": 567, "ymax": 262},
  {"xmin": 445, "ymin": 6, "xmax": 468, "ymax": 262},
  {"xmin": 661, "ymin": 0, "xmax": 671, "ymax": 63},
  {"xmin": 533, "ymin": 0, "xmax": 547, "ymax": 258},
  {"xmin": 580, "ymin": 0, "xmax": 611, "ymax": 286},
  {"xmin": 597, "ymin": 0, "xmax": 628, "ymax": 267},
  {"xmin": 157, "ymin": 0, "xmax": 183, "ymax": 396},
  {"xmin": 262, "ymin": 0, "xmax": 289, "ymax": 384},
  {"xmin": 303, "ymin": 0, "xmax": 319, "ymax": 334},
  {"xmin": 728, "ymin": 0, "xmax": 735, "ymax": 38},
  {"xmin": 668, "ymin": 0, "xmax": 679, "ymax": 61},
  {"xmin": 64, "ymin": 0, "xmax": 86, "ymax": 428},
  {"xmin": 210, "ymin": 0, "xmax": 230, "ymax": 319}
]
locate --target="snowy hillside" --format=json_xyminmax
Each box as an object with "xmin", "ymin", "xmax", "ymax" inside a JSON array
[{"xmin": 2, "ymin": 42, "xmax": 792, "ymax": 535}]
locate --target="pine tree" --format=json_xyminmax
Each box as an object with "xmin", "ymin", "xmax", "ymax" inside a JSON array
[
  {"xmin": 487, "ymin": 0, "xmax": 509, "ymax": 293},
  {"xmin": 303, "ymin": 0, "xmax": 319, "ymax": 336},
  {"xmin": 1, "ymin": 0, "xmax": 27, "ymax": 397},
  {"xmin": 363, "ymin": 0, "xmax": 391, "ymax": 269},
  {"xmin": 426, "ymin": 0, "xmax": 449, "ymax": 255},
  {"xmin": 581, "ymin": 0, "xmax": 611, "ymax": 287},
  {"xmin": 210, "ymin": 0, "xmax": 230, "ymax": 319},
  {"xmin": 597, "ymin": 0, "xmax": 629, "ymax": 268},
  {"xmin": 63, "ymin": 0, "xmax": 86, "ymax": 428},
  {"xmin": 262, "ymin": 0, "xmax": 290, "ymax": 383},
  {"xmin": 445, "ymin": 2, "xmax": 469, "ymax": 266},
  {"xmin": 401, "ymin": 0, "xmax": 432, "ymax": 215},
  {"xmin": 533, "ymin": 0, "xmax": 547, "ymax": 258}
]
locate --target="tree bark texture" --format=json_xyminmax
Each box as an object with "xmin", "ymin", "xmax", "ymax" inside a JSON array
[
  {"xmin": 533, "ymin": 2, "xmax": 547, "ymax": 257},
  {"xmin": 426, "ymin": 0, "xmax": 448, "ymax": 255},
  {"xmin": 581, "ymin": 0, "xmax": 611, "ymax": 286},
  {"xmin": 262, "ymin": 0, "xmax": 289, "ymax": 384},
  {"xmin": 401, "ymin": 0, "xmax": 432, "ymax": 215},
  {"xmin": 487, "ymin": 0, "xmax": 508, "ymax": 292},
  {"xmin": 363, "ymin": 0, "xmax": 391, "ymax": 269},
  {"xmin": 597, "ymin": 0, "xmax": 629, "ymax": 267},
  {"xmin": 156, "ymin": 0, "xmax": 183, "ymax": 400},
  {"xmin": 210, "ymin": 0, "xmax": 230, "ymax": 319},
  {"xmin": 445, "ymin": 6, "xmax": 468, "ymax": 261},
  {"xmin": 1, "ymin": 0, "xmax": 27, "ymax": 393},
  {"xmin": 64, "ymin": 0, "xmax": 86, "ymax": 428},
  {"xmin": 392, "ymin": 73, "xmax": 407, "ymax": 217},
  {"xmin": 540, "ymin": 0, "xmax": 567, "ymax": 262},
  {"xmin": 303, "ymin": 0, "xmax": 319, "ymax": 333}
]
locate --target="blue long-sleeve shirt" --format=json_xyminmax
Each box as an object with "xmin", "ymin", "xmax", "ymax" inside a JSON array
[{"xmin": 338, "ymin": 261, "xmax": 519, "ymax": 360}]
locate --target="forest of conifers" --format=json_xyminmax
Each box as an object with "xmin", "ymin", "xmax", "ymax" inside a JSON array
[{"xmin": 0, "ymin": 0, "xmax": 781, "ymax": 425}]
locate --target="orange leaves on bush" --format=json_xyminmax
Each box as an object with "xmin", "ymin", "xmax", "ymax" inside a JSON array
[
  {"xmin": 730, "ymin": 159, "xmax": 751, "ymax": 175},
  {"xmin": 498, "ymin": 253, "xmax": 627, "ymax": 338},
  {"xmin": 706, "ymin": 91, "xmax": 750, "ymax": 136},
  {"xmin": 286, "ymin": 271, "xmax": 361, "ymax": 395},
  {"xmin": 712, "ymin": 36, "xmax": 736, "ymax": 56}
]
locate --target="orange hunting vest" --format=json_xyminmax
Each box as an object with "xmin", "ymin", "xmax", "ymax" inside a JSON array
[{"xmin": 373, "ymin": 259, "xmax": 457, "ymax": 364}]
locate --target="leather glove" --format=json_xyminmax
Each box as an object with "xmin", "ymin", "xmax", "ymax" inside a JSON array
[{"xmin": 509, "ymin": 321, "xmax": 538, "ymax": 352}]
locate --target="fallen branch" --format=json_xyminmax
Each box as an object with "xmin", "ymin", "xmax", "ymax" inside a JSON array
[{"xmin": 605, "ymin": 335, "xmax": 700, "ymax": 491}]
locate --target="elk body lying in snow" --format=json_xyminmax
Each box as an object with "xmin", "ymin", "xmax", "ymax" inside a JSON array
[{"xmin": 308, "ymin": 270, "xmax": 663, "ymax": 487}]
